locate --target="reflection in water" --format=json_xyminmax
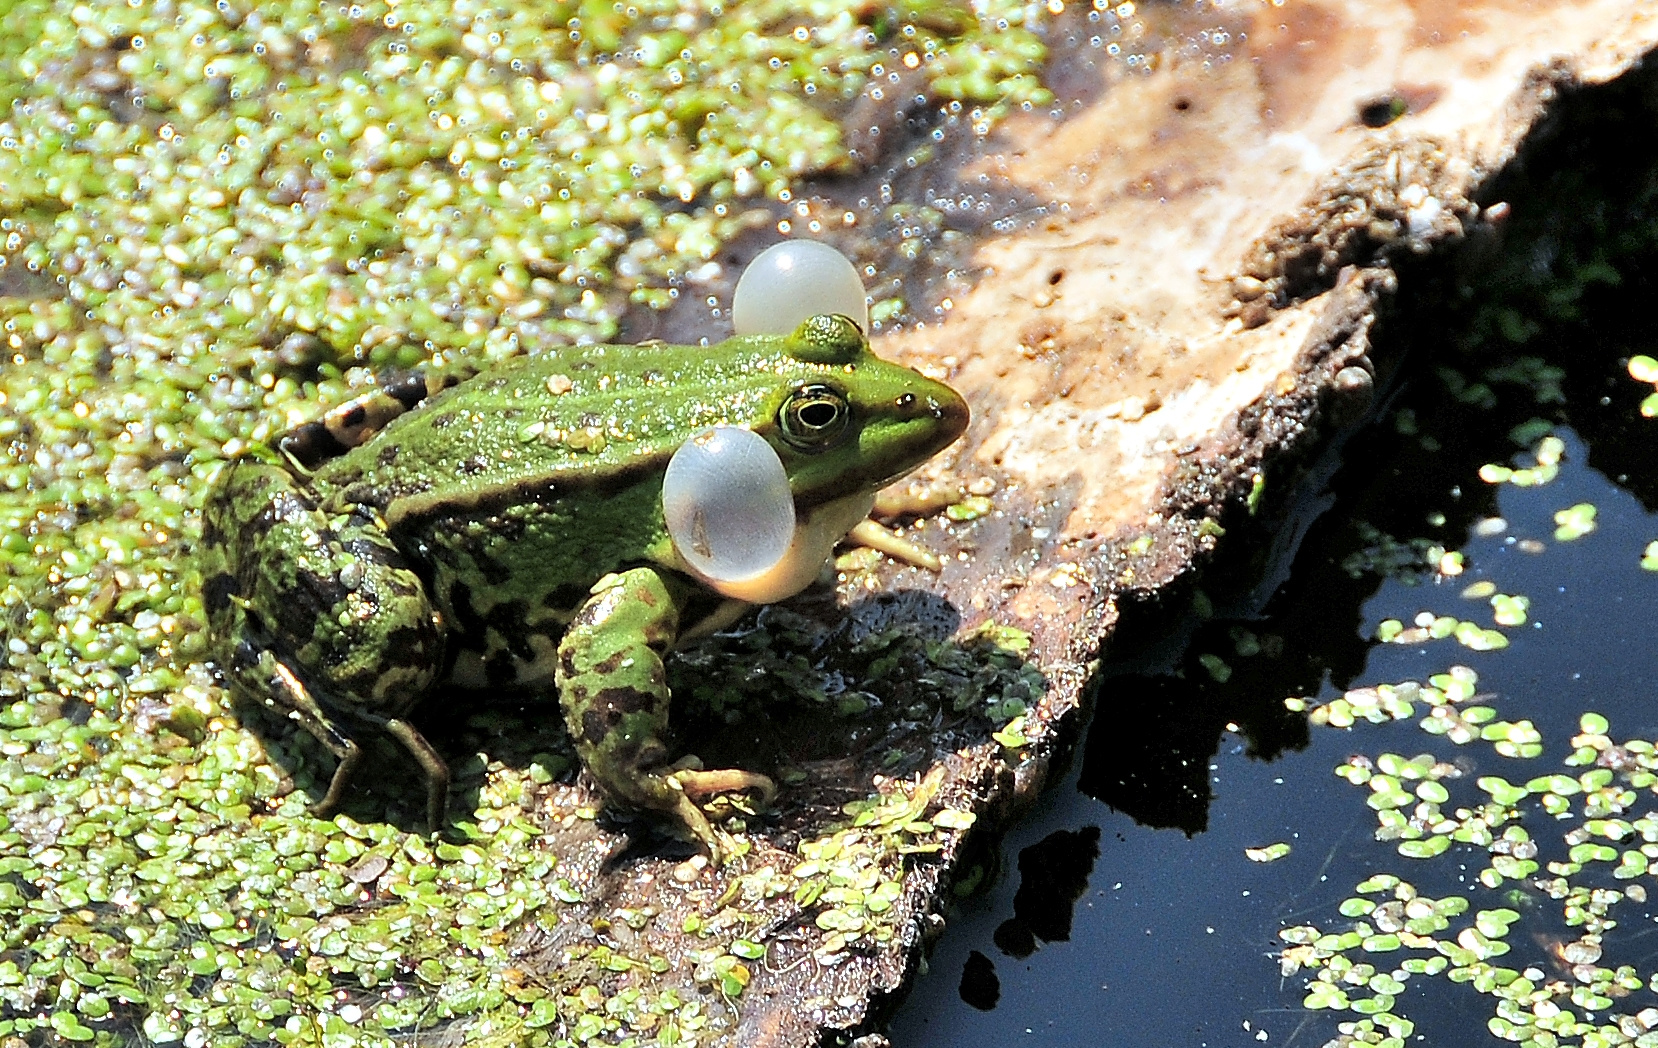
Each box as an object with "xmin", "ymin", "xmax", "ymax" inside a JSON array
[
  {"xmin": 959, "ymin": 950, "xmax": 1001, "ymax": 1011},
  {"xmin": 992, "ymin": 826, "xmax": 1101, "ymax": 959}
]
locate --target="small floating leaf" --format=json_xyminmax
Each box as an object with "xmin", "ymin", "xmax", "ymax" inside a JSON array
[
  {"xmin": 1397, "ymin": 836, "xmax": 1451, "ymax": 859},
  {"xmin": 1476, "ymin": 777, "xmax": 1529, "ymax": 806},
  {"xmin": 1245, "ymin": 842, "xmax": 1292, "ymax": 863},
  {"xmin": 1552, "ymin": 502, "xmax": 1597, "ymax": 541}
]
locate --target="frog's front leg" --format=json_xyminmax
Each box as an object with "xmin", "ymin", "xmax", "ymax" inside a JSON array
[
  {"xmin": 556, "ymin": 567, "xmax": 775, "ymax": 861},
  {"xmin": 203, "ymin": 458, "xmax": 450, "ymax": 827}
]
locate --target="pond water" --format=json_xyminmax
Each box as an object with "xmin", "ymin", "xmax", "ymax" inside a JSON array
[{"xmin": 888, "ymin": 178, "xmax": 1658, "ymax": 1045}]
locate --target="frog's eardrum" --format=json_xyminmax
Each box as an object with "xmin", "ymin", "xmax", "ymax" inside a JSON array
[
  {"xmin": 732, "ymin": 240, "xmax": 869, "ymax": 335},
  {"xmin": 663, "ymin": 425, "xmax": 796, "ymax": 584}
]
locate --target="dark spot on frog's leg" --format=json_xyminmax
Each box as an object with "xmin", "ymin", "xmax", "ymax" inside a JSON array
[
  {"xmin": 485, "ymin": 653, "xmax": 517, "ymax": 688},
  {"xmin": 383, "ymin": 372, "xmax": 432, "ymax": 410},
  {"xmin": 377, "ymin": 443, "xmax": 400, "ymax": 466},
  {"xmin": 279, "ymin": 422, "xmax": 351, "ymax": 469},
  {"xmin": 296, "ymin": 569, "xmax": 351, "ymax": 619},
  {"xmin": 446, "ymin": 581, "xmax": 487, "ymax": 639},
  {"xmin": 581, "ymin": 707, "xmax": 611, "ymax": 745},
  {"xmin": 543, "ymin": 582, "xmax": 589, "ymax": 614},
  {"xmin": 484, "ymin": 600, "xmax": 536, "ymax": 660},
  {"xmin": 578, "ymin": 687, "xmax": 657, "ymax": 745},
  {"xmin": 431, "ymin": 411, "xmax": 459, "ymax": 430},
  {"xmin": 474, "ymin": 552, "xmax": 513, "ymax": 588},
  {"xmin": 203, "ymin": 572, "xmax": 238, "ymax": 615},
  {"xmin": 592, "ymin": 651, "xmax": 625, "ymax": 676},
  {"xmin": 383, "ymin": 624, "xmax": 437, "ymax": 666},
  {"xmin": 593, "ymin": 686, "xmax": 656, "ymax": 716}
]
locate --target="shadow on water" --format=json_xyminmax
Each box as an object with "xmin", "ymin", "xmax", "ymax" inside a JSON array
[{"xmin": 889, "ymin": 56, "xmax": 1658, "ymax": 1048}]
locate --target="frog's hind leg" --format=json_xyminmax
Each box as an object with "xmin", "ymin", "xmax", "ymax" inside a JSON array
[
  {"xmin": 556, "ymin": 567, "xmax": 775, "ymax": 861},
  {"xmin": 668, "ymin": 761, "xmax": 778, "ymax": 807},
  {"xmin": 204, "ymin": 457, "xmax": 450, "ymax": 827},
  {"xmin": 219, "ymin": 632, "xmax": 367, "ymax": 819},
  {"xmin": 375, "ymin": 714, "xmax": 450, "ymax": 831},
  {"xmin": 222, "ymin": 630, "xmax": 451, "ymax": 829}
]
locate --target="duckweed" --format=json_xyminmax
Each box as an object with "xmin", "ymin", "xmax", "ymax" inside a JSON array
[
  {"xmin": 0, "ymin": 0, "xmax": 1055, "ymax": 1039},
  {"xmin": 1553, "ymin": 503, "xmax": 1599, "ymax": 542},
  {"xmin": 1372, "ymin": 612, "xmax": 1510, "ymax": 651},
  {"xmin": 1287, "ymin": 699, "xmax": 1658, "ymax": 1048},
  {"xmin": 1245, "ymin": 842, "xmax": 1292, "ymax": 863},
  {"xmin": 1629, "ymin": 355, "xmax": 1658, "ymax": 416},
  {"xmin": 1479, "ymin": 434, "xmax": 1565, "ymax": 487}
]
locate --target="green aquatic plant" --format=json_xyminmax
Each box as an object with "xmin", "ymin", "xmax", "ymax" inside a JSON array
[
  {"xmin": 0, "ymin": 0, "xmax": 1055, "ymax": 1040},
  {"xmin": 1285, "ymin": 701, "xmax": 1658, "ymax": 1048}
]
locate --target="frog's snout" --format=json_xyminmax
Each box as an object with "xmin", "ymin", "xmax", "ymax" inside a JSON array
[{"xmin": 903, "ymin": 384, "xmax": 970, "ymax": 446}]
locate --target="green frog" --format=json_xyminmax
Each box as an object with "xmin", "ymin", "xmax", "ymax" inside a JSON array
[{"xmin": 200, "ymin": 314, "xmax": 969, "ymax": 859}]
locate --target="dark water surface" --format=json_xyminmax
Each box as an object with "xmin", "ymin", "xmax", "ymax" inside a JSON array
[
  {"xmin": 883, "ymin": 57, "xmax": 1658, "ymax": 1048},
  {"xmin": 888, "ymin": 281, "xmax": 1658, "ymax": 1046}
]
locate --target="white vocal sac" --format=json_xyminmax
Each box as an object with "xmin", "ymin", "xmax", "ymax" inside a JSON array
[{"xmin": 663, "ymin": 425, "xmax": 796, "ymax": 584}]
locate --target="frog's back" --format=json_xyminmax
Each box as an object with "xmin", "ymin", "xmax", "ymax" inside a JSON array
[
  {"xmin": 305, "ymin": 339, "xmax": 809, "ymax": 688},
  {"xmin": 310, "ymin": 339, "xmax": 805, "ymax": 528}
]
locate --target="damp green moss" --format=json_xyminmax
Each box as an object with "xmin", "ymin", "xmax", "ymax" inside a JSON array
[{"xmin": 0, "ymin": 0, "xmax": 1051, "ymax": 1041}]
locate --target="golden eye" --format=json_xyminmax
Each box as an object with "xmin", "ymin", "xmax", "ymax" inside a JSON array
[{"xmin": 779, "ymin": 383, "xmax": 850, "ymax": 450}]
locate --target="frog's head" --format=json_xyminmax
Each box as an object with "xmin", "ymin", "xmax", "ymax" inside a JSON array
[
  {"xmin": 660, "ymin": 313, "xmax": 969, "ymax": 604},
  {"xmin": 761, "ymin": 314, "xmax": 969, "ymax": 508}
]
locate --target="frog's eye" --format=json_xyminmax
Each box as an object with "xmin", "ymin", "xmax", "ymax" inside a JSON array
[
  {"xmin": 779, "ymin": 383, "xmax": 851, "ymax": 451},
  {"xmin": 732, "ymin": 240, "xmax": 868, "ymax": 335},
  {"xmin": 663, "ymin": 425, "xmax": 796, "ymax": 584}
]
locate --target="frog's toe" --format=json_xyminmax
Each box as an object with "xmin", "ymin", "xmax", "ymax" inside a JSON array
[
  {"xmin": 672, "ymin": 767, "xmax": 777, "ymax": 807},
  {"xmin": 663, "ymin": 788, "xmax": 726, "ymax": 862}
]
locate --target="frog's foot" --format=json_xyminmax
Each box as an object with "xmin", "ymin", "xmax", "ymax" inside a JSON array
[
  {"xmin": 656, "ymin": 785, "xmax": 730, "ymax": 865},
  {"xmin": 625, "ymin": 767, "xmax": 772, "ymax": 864},
  {"xmin": 372, "ymin": 714, "xmax": 451, "ymax": 834},
  {"xmin": 235, "ymin": 649, "xmax": 370, "ymax": 822},
  {"xmin": 847, "ymin": 518, "xmax": 943, "ymax": 571},
  {"xmin": 671, "ymin": 766, "xmax": 778, "ymax": 807}
]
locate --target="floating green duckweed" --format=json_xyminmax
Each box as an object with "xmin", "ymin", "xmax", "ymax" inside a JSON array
[
  {"xmin": 1490, "ymin": 593, "xmax": 1531, "ymax": 627},
  {"xmin": 1245, "ymin": 842, "xmax": 1292, "ymax": 863},
  {"xmin": 1554, "ymin": 503, "xmax": 1599, "ymax": 542},
  {"xmin": 0, "ymin": 0, "xmax": 1055, "ymax": 1039},
  {"xmin": 945, "ymin": 495, "xmax": 994, "ymax": 522},
  {"xmin": 0, "ymin": 686, "xmax": 570, "ymax": 1046},
  {"xmin": 1480, "ymin": 435, "xmax": 1565, "ymax": 487},
  {"xmin": 1629, "ymin": 355, "xmax": 1658, "ymax": 417},
  {"xmin": 1374, "ymin": 612, "xmax": 1510, "ymax": 651},
  {"xmin": 1287, "ymin": 695, "xmax": 1658, "ymax": 1048}
]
